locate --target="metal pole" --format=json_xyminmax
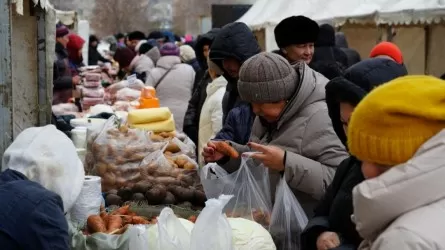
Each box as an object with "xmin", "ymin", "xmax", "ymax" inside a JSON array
[
  {"xmin": 36, "ymin": 6, "xmax": 50, "ymax": 126},
  {"xmin": 0, "ymin": 0, "xmax": 13, "ymax": 161}
]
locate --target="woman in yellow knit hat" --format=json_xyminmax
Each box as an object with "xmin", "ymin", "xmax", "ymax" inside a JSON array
[{"xmin": 347, "ymin": 75, "xmax": 445, "ymax": 250}]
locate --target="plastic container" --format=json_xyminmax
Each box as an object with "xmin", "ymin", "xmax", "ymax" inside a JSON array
[
  {"xmin": 72, "ymin": 127, "xmax": 88, "ymax": 148},
  {"xmin": 76, "ymin": 148, "xmax": 86, "ymax": 167},
  {"xmin": 70, "ymin": 118, "xmax": 107, "ymax": 128},
  {"xmin": 138, "ymin": 86, "xmax": 160, "ymax": 109}
]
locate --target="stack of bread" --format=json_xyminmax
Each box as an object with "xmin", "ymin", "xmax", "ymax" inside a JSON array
[{"xmin": 128, "ymin": 107, "xmax": 175, "ymax": 132}]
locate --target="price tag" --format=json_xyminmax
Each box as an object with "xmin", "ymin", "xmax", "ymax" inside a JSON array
[{"xmin": 127, "ymin": 74, "xmax": 137, "ymax": 85}]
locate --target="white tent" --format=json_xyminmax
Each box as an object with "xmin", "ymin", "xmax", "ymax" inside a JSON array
[
  {"xmin": 377, "ymin": 0, "xmax": 445, "ymax": 25},
  {"xmin": 238, "ymin": 0, "xmax": 321, "ymax": 51}
]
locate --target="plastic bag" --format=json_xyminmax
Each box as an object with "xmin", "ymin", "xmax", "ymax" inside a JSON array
[
  {"xmin": 52, "ymin": 103, "xmax": 79, "ymax": 116},
  {"xmin": 112, "ymin": 101, "xmax": 133, "ymax": 111},
  {"xmin": 116, "ymin": 87, "xmax": 141, "ymax": 102},
  {"xmin": 147, "ymin": 207, "xmax": 193, "ymax": 250},
  {"xmin": 69, "ymin": 222, "xmax": 151, "ymax": 250},
  {"xmin": 82, "ymin": 97, "xmax": 104, "ymax": 111},
  {"xmin": 90, "ymin": 116, "xmax": 163, "ymax": 191},
  {"xmin": 82, "ymin": 87, "xmax": 105, "ymax": 98},
  {"xmin": 201, "ymin": 155, "xmax": 272, "ymax": 227},
  {"xmin": 84, "ymin": 72, "xmax": 102, "ymax": 81},
  {"xmin": 269, "ymin": 178, "xmax": 308, "ymax": 250},
  {"xmin": 190, "ymin": 195, "xmax": 234, "ymax": 250},
  {"xmin": 107, "ymin": 79, "xmax": 145, "ymax": 94},
  {"xmin": 84, "ymin": 81, "xmax": 102, "ymax": 88}
]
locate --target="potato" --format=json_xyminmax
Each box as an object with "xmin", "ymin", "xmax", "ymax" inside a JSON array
[
  {"xmin": 117, "ymin": 187, "xmax": 133, "ymax": 202},
  {"xmin": 183, "ymin": 162, "xmax": 196, "ymax": 170},
  {"xmin": 165, "ymin": 142, "xmax": 181, "ymax": 153},
  {"xmin": 163, "ymin": 192, "xmax": 176, "ymax": 204},
  {"xmin": 95, "ymin": 163, "xmax": 108, "ymax": 175},
  {"xmin": 150, "ymin": 134, "xmax": 165, "ymax": 142},
  {"xmin": 194, "ymin": 190, "xmax": 207, "ymax": 206},
  {"xmin": 177, "ymin": 174, "xmax": 194, "ymax": 187},
  {"xmin": 116, "ymin": 177, "xmax": 127, "ymax": 188},
  {"xmin": 169, "ymin": 186, "xmax": 195, "ymax": 202},
  {"xmin": 164, "ymin": 151, "xmax": 173, "ymax": 156},
  {"xmin": 145, "ymin": 185, "xmax": 167, "ymax": 205},
  {"xmin": 175, "ymin": 157, "xmax": 187, "ymax": 168},
  {"xmin": 132, "ymin": 180, "xmax": 153, "ymax": 193},
  {"xmin": 103, "ymin": 172, "xmax": 116, "ymax": 186},
  {"xmin": 106, "ymin": 194, "xmax": 122, "ymax": 206},
  {"xmin": 132, "ymin": 193, "xmax": 146, "ymax": 201},
  {"xmin": 127, "ymin": 152, "xmax": 147, "ymax": 162},
  {"xmin": 118, "ymin": 125, "xmax": 129, "ymax": 133},
  {"xmin": 107, "ymin": 164, "xmax": 118, "ymax": 172},
  {"xmin": 107, "ymin": 189, "xmax": 118, "ymax": 195},
  {"xmin": 156, "ymin": 176, "xmax": 181, "ymax": 186}
]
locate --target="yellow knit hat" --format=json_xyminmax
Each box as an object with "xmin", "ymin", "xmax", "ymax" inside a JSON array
[{"xmin": 347, "ymin": 75, "xmax": 445, "ymax": 166}]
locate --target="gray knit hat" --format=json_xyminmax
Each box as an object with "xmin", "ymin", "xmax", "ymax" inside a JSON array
[{"xmin": 238, "ymin": 52, "xmax": 298, "ymax": 103}]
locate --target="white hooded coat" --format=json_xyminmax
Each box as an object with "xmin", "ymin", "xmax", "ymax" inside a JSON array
[
  {"xmin": 353, "ymin": 129, "xmax": 445, "ymax": 250},
  {"xmin": 198, "ymin": 76, "xmax": 227, "ymax": 165},
  {"xmin": 1, "ymin": 125, "xmax": 85, "ymax": 213}
]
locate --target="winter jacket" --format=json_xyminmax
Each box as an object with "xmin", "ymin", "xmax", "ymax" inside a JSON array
[
  {"xmin": 214, "ymin": 102, "xmax": 254, "ymax": 145},
  {"xmin": 88, "ymin": 45, "xmax": 110, "ymax": 65},
  {"xmin": 145, "ymin": 46, "xmax": 161, "ymax": 66},
  {"xmin": 0, "ymin": 169, "xmax": 70, "ymax": 250},
  {"xmin": 187, "ymin": 58, "xmax": 201, "ymax": 73},
  {"xmin": 183, "ymin": 71, "xmax": 212, "ymax": 145},
  {"xmin": 130, "ymin": 54, "xmax": 155, "ymax": 82},
  {"xmin": 209, "ymin": 22, "xmax": 261, "ymax": 123},
  {"xmin": 301, "ymin": 57, "xmax": 408, "ymax": 250},
  {"xmin": 335, "ymin": 32, "xmax": 361, "ymax": 68},
  {"xmin": 183, "ymin": 29, "xmax": 221, "ymax": 144},
  {"xmin": 314, "ymin": 24, "xmax": 348, "ymax": 69},
  {"xmin": 354, "ymin": 129, "xmax": 445, "ymax": 250},
  {"xmin": 221, "ymin": 63, "xmax": 348, "ymax": 215},
  {"xmin": 198, "ymin": 76, "xmax": 227, "ymax": 165},
  {"xmin": 146, "ymin": 55, "xmax": 195, "ymax": 131},
  {"xmin": 53, "ymin": 42, "xmax": 73, "ymax": 105}
]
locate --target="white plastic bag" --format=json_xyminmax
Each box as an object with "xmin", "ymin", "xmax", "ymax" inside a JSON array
[
  {"xmin": 269, "ymin": 178, "xmax": 308, "ymax": 250},
  {"xmin": 190, "ymin": 195, "xmax": 234, "ymax": 250},
  {"xmin": 147, "ymin": 207, "xmax": 193, "ymax": 250},
  {"xmin": 201, "ymin": 155, "xmax": 272, "ymax": 227}
]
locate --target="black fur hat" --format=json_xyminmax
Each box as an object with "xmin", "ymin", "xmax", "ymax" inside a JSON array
[{"xmin": 274, "ymin": 16, "xmax": 319, "ymax": 48}]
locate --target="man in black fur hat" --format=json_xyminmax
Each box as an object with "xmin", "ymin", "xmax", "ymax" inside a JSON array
[{"xmin": 274, "ymin": 16, "xmax": 319, "ymax": 64}]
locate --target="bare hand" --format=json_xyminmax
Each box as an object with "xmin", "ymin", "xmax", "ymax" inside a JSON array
[
  {"xmin": 202, "ymin": 141, "xmax": 224, "ymax": 163},
  {"xmin": 72, "ymin": 75, "xmax": 81, "ymax": 85},
  {"xmin": 316, "ymin": 231, "xmax": 340, "ymax": 250},
  {"xmin": 247, "ymin": 142, "xmax": 285, "ymax": 171}
]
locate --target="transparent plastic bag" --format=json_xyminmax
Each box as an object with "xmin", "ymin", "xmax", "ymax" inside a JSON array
[
  {"xmin": 147, "ymin": 207, "xmax": 193, "ymax": 250},
  {"xmin": 82, "ymin": 86, "xmax": 105, "ymax": 98},
  {"xmin": 115, "ymin": 87, "xmax": 141, "ymax": 102},
  {"xmin": 90, "ymin": 116, "xmax": 161, "ymax": 191},
  {"xmin": 190, "ymin": 195, "xmax": 234, "ymax": 250},
  {"xmin": 269, "ymin": 178, "xmax": 308, "ymax": 250},
  {"xmin": 201, "ymin": 155, "xmax": 272, "ymax": 227}
]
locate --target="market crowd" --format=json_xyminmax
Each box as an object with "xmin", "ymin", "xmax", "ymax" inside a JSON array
[{"xmin": 0, "ymin": 14, "xmax": 444, "ymax": 250}]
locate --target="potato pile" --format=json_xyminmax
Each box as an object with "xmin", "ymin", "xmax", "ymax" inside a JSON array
[{"xmin": 105, "ymin": 164, "xmax": 206, "ymax": 208}]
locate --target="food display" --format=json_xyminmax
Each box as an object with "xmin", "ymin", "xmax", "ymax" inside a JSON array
[
  {"xmin": 128, "ymin": 107, "xmax": 175, "ymax": 133},
  {"xmin": 80, "ymin": 72, "xmax": 106, "ymax": 111}
]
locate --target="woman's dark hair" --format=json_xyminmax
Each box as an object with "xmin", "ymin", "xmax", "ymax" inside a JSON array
[
  {"xmin": 114, "ymin": 33, "xmax": 124, "ymax": 40},
  {"xmin": 128, "ymin": 31, "xmax": 146, "ymax": 41}
]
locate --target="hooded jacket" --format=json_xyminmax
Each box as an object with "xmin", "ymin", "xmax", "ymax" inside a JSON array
[
  {"xmin": 0, "ymin": 125, "xmax": 84, "ymax": 249},
  {"xmin": 301, "ymin": 57, "xmax": 408, "ymax": 250},
  {"xmin": 53, "ymin": 42, "xmax": 73, "ymax": 105},
  {"xmin": 183, "ymin": 28, "xmax": 221, "ymax": 145},
  {"xmin": 312, "ymin": 24, "xmax": 348, "ymax": 70},
  {"xmin": 354, "ymin": 129, "xmax": 445, "ymax": 250},
  {"xmin": 335, "ymin": 32, "xmax": 361, "ymax": 67},
  {"xmin": 198, "ymin": 76, "xmax": 228, "ymax": 165},
  {"xmin": 146, "ymin": 56, "xmax": 195, "ymax": 131},
  {"xmin": 129, "ymin": 54, "xmax": 155, "ymax": 82},
  {"xmin": 209, "ymin": 22, "xmax": 261, "ymax": 122},
  {"xmin": 222, "ymin": 63, "xmax": 348, "ymax": 215}
]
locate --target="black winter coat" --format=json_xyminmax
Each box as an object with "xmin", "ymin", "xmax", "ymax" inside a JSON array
[
  {"xmin": 214, "ymin": 102, "xmax": 253, "ymax": 144},
  {"xmin": 209, "ymin": 22, "xmax": 261, "ymax": 123},
  {"xmin": 301, "ymin": 57, "xmax": 409, "ymax": 250},
  {"xmin": 183, "ymin": 29, "xmax": 220, "ymax": 145}
]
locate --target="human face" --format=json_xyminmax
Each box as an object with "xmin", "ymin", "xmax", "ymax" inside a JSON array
[
  {"xmin": 91, "ymin": 41, "xmax": 98, "ymax": 47},
  {"xmin": 203, "ymin": 45, "xmax": 210, "ymax": 59},
  {"xmin": 361, "ymin": 161, "xmax": 391, "ymax": 179},
  {"xmin": 283, "ymin": 43, "xmax": 315, "ymax": 64},
  {"xmin": 252, "ymin": 101, "xmax": 287, "ymax": 123},
  {"xmin": 57, "ymin": 35, "xmax": 69, "ymax": 48},
  {"xmin": 222, "ymin": 57, "xmax": 241, "ymax": 78},
  {"xmin": 339, "ymin": 102, "xmax": 355, "ymax": 134},
  {"xmin": 129, "ymin": 40, "xmax": 139, "ymax": 50}
]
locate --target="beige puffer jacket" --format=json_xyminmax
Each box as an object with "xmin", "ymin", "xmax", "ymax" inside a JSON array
[
  {"xmin": 224, "ymin": 63, "xmax": 348, "ymax": 215},
  {"xmin": 353, "ymin": 129, "xmax": 445, "ymax": 250}
]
